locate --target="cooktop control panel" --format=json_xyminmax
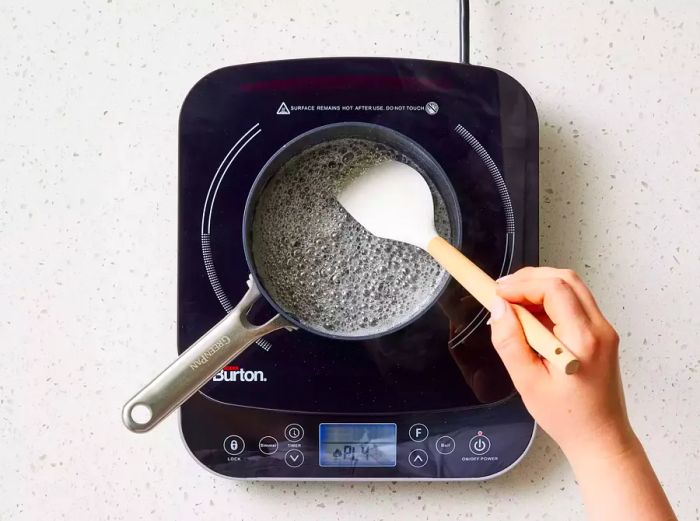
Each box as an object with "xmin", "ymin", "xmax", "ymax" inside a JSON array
[{"xmin": 182, "ymin": 393, "xmax": 534, "ymax": 480}]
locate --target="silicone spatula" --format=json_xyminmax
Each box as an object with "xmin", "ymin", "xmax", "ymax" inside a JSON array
[{"xmin": 337, "ymin": 160, "xmax": 579, "ymax": 374}]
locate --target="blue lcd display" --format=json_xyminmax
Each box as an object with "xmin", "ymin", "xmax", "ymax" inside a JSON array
[{"xmin": 319, "ymin": 423, "xmax": 397, "ymax": 467}]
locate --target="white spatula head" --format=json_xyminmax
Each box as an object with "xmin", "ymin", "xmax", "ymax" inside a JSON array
[{"xmin": 337, "ymin": 160, "xmax": 439, "ymax": 250}]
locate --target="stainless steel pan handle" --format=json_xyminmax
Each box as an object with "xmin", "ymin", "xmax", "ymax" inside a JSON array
[{"xmin": 122, "ymin": 277, "xmax": 293, "ymax": 433}]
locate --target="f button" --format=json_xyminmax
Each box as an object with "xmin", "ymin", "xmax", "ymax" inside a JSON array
[{"xmin": 409, "ymin": 423, "xmax": 429, "ymax": 442}]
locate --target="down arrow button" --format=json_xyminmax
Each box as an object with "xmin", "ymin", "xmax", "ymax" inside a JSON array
[{"xmin": 285, "ymin": 449, "xmax": 304, "ymax": 468}]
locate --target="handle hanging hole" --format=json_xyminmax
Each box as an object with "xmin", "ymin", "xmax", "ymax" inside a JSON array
[
  {"xmin": 130, "ymin": 404, "xmax": 153, "ymax": 424},
  {"xmin": 554, "ymin": 347, "xmax": 563, "ymax": 355}
]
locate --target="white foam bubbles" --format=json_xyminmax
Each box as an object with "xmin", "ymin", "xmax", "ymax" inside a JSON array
[{"xmin": 251, "ymin": 138, "xmax": 451, "ymax": 337}]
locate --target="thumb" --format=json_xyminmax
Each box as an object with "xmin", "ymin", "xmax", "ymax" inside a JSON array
[{"xmin": 489, "ymin": 296, "xmax": 546, "ymax": 391}]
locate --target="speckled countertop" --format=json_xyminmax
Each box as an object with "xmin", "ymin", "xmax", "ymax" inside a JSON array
[{"xmin": 1, "ymin": 1, "xmax": 698, "ymax": 519}]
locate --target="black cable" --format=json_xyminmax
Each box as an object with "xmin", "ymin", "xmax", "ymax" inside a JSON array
[{"xmin": 459, "ymin": 0, "xmax": 470, "ymax": 63}]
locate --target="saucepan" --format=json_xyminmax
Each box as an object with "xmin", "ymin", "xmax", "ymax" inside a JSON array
[{"xmin": 122, "ymin": 122, "xmax": 462, "ymax": 432}]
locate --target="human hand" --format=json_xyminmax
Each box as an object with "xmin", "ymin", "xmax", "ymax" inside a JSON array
[{"xmin": 488, "ymin": 267, "xmax": 635, "ymax": 460}]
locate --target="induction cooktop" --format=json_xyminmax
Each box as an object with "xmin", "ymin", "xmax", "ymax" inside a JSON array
[{"xmin": 177, "ymin": 54, "xmax": 539, "ymax": 480}]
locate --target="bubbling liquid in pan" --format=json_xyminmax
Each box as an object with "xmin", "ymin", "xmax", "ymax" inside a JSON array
[{"xmin": 252, "ymin": 138, "xmax": 452, "ymax": 337}]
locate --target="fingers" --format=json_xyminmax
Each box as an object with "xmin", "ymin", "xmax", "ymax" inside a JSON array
[
  {"xmin": 496, "ymin": 277, "xmax": 591, "ymax": 330},
  {"xmin": 489, "ymin": 296, "xmax": 547, "ymax": 391},
  {"xmin": 495, "ymin": 268, "xmax": 616, "ymax": 361},
  {"xmin": 499, "ymin": 267, "xmax": 602, "ymax": 320}
]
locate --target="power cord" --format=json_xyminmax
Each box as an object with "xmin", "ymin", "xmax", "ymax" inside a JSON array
[{"xmin": 459, "ymin": 0, "xmax": 470, "ymax": 63}]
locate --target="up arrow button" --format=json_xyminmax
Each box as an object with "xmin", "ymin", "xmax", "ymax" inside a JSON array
[{"xmin": 408, "ymin": 449, "xmax": 428, "ymax": 468}]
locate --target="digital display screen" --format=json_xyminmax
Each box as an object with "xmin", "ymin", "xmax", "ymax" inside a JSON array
[{"xmin": 319, "ymin": 423, "xmax": 397, "ymax": 467}]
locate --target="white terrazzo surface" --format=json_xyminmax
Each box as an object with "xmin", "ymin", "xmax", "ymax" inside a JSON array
[{"xmin": 1, "ymin": 1, "xmax": 698, "ymax": 519}]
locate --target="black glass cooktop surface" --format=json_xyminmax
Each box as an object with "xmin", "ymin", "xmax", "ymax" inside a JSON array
[{"xmin": 178, "ymin": 57, "xmax": 539, "ymax": 415}]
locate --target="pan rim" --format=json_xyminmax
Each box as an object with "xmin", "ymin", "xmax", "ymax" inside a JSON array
[{"xmin": 242, "ymin": 121, "xmax": 463, "ymax": 341}]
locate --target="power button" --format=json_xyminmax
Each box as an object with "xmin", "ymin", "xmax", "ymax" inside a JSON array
[{"xmin": 468, "ymin": 431, "xmax": 491, "ymax": 455}]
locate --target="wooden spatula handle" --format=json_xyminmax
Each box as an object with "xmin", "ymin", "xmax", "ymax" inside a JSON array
[{"xmin": 427, "ymin": 236, "xmax": 580, "ymax": 375}]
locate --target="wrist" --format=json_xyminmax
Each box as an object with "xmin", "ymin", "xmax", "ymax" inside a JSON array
[
  {"xmin": 561, "ymin": 421, "xmax": 640, "ymax": 470},
  {"xmin": 562, "ymin": 427, "xmax": 678, "ymax": 521}
]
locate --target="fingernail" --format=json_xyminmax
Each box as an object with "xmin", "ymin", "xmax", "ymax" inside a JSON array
[
  {"xmin": 489, "ymin": 296, "xmax": 507, "ymax": 322},
  {"xmin": 497, "ymin": 274, "xmax": 513, "ymax": 284}
]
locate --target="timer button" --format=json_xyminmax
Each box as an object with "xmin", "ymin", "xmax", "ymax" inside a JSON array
[
  {"xmin": 408, "ymin": 449, "xmax": 429, "ymax": 468},
  {"xmin": 258, "ymin": 436, "xmax": 279, "ymax": 455},
  {"xmin": 223, "ymin": 435, "xmax": 245, "ymax": 456},
  {"xmin": 284, "ymin": 423, "xmax": 304, "ymax": 442},
  {"xmin": 409, "ymin": 423, "xmax": 429, "ymax": 442},
  {"xmin": 284, "ymin": 449, "xmax": 304, "ymax": 468},
  {"xmin": 468, "ymin": 431, "xmax": 491, "ymax": 455}
]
